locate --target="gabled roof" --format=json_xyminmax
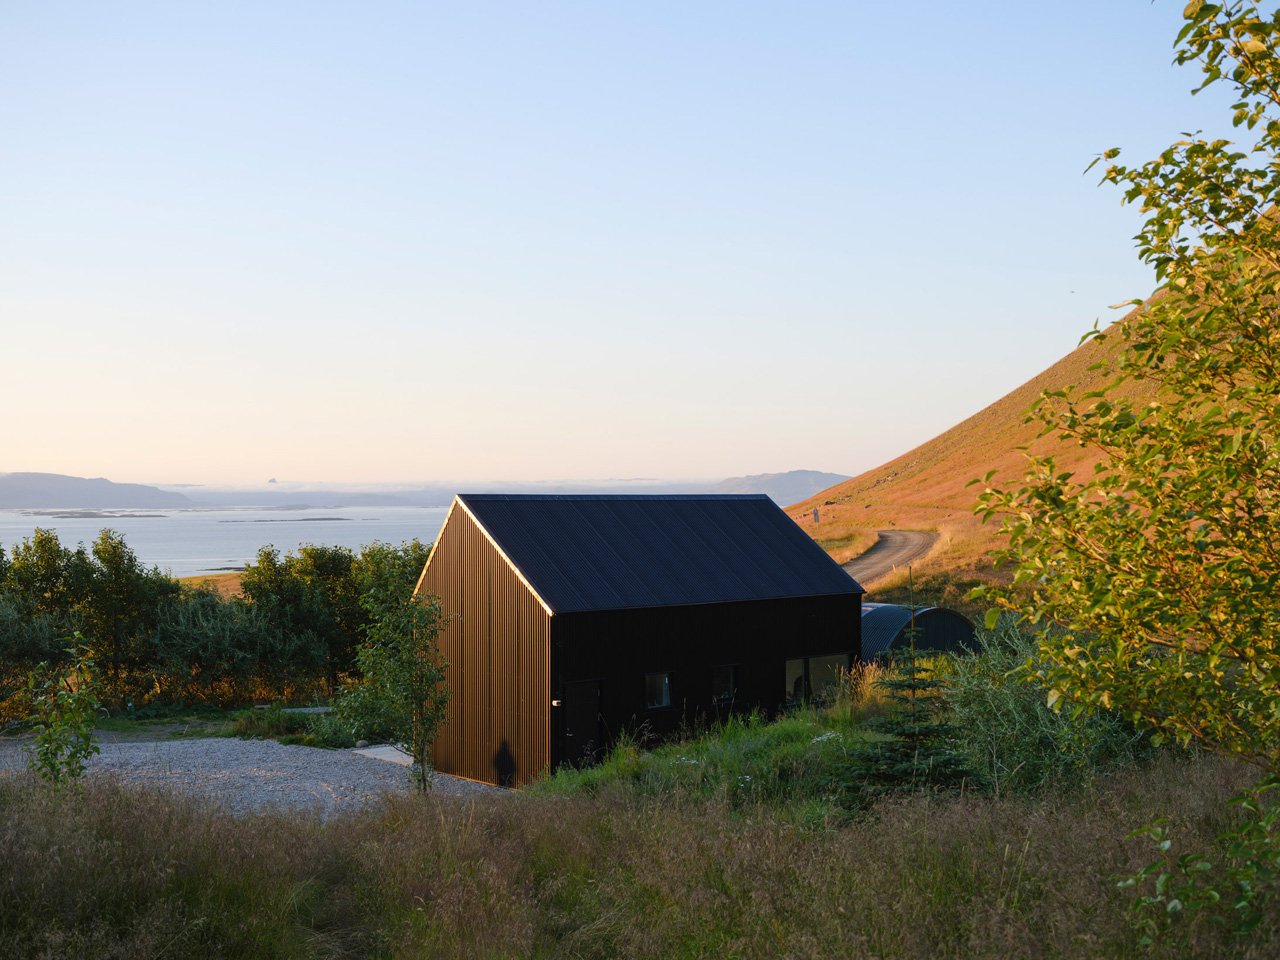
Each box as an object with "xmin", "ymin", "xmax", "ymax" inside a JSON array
[{"xmin": 452, "ymin": 493, "xmax": 862, "ymax": 615}]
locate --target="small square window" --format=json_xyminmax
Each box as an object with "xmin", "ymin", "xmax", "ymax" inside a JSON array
[
  {"xmin": 712, "ymin": 664, "xmax": 737, "ymax": 704},
  {"xmin": 645, "ymin": 672, "xmax": 672, "ymax": 709}
]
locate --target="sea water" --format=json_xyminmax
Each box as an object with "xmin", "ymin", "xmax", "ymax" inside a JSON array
[{"xmin": 0, "ymin": 506, "xmax": 449, "ymax": 578}]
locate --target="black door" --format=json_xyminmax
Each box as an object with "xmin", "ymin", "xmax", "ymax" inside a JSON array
[{"xmin": 562, "ymin": 679, "xmax": 602, "ymax": 767}]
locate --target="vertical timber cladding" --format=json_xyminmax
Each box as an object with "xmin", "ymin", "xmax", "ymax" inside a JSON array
[{"xmin": 417, "ymin": 504, "xmax": 551, "ymax": 786}]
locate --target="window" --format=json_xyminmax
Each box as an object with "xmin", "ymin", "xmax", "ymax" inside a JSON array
[
  {"xmin": 785, "ymin": 658, "xmax": 807, "ymax": 702},
  {"xmin": 808, "ymin": 653, "xmax": 850, "ymax": 703},
  {"xmin": 645, "ymin": 672, "xmax": 672, "ymax": 709},
  {"xmin": 711, "ymin": 664, "xmax": 737, "ymax": 704},
  {"xmin": 785, "ymin": 653, "xmax": 851, "ymax": 704}
]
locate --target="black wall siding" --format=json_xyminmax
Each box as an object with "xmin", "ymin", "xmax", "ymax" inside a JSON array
[{"xmin": 550, "ymin": 594, "xmax": 861, "ymax": 767}]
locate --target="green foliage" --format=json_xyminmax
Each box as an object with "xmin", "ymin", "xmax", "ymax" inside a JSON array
[
  {"xmin": 0, "ymin": 594, "xmax": 70, "ymax": 724},
  {"xmin": 0, "ymin": 532, "xmax": 434, "ymax": 717},
  {"xmin": 151, "ymin": 587, "xmax": 325, "ymax": 704},
  {"xmin": 977, "ymin": 0, "xmax": 1280, "ymax": 773},
  {"xmin": 0, "ymin": 528, "xmax": 176, "ymax": 711},
  {"xmin": 5, "ymin": 527, "xmax": 92, "ymax": 620},
  {"xmin": 228, "ymin": 704, "xmax": 311, "ymax": 740},
  {"xmin": 332, "ymin": 549, "xmax": 447, "ymax": 789},
  {"xmin": 974, "ymin": 3, "xmax": 1280, "ymax": 946},
  {"xmin": 301, "ymin": 710, "xmax": 357, "ymax": 748},
  {"xmin": 4, "ymin": 756, "xmax": 1273, "ymax": 960},
  {"xmin": 1121, "ymin": 776, "xmax": 1280, "ymax": 947},
  {"xmin": 837, "ymin": 571, "xmax": 971, "ymax": 801},
  {"xmin": 83, "ymin": 530, "xmax": 181, "ymax": 699},
  {"xmin": 25, "ymin": 636, "xmax": 101, "ymax": 785},
  {"xmin": 534, "ymin": 710, "xmax": 875, "ymax": 820},
  {"xmin": 842, "ymin": 648, "xmax": 971, "ymax": 802},
  {"xmin": 239, "ymin": 539, "xmax": 433, "ymax": 698},
  {"xmin": 240, "ymin": 544, "xmax": 362, "ymax": 694},
  {"xmin": 946, "ymin": 617, "xmax": 1156, "ymax": 795}
]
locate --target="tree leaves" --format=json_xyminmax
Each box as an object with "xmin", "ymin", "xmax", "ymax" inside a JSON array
[{"xmin": 976, "ymin": 1, "xmax": 1280, "ymax": 774}]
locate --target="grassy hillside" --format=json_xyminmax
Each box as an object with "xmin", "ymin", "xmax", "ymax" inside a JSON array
[{"xmin": 790, "ymin": 312, "xmax": 1152, "ymax": 580}]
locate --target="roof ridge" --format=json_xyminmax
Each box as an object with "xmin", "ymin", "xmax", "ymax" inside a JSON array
[{"xmin": 458, "ymin": 493, "xmax": 772, "ymax": 501}]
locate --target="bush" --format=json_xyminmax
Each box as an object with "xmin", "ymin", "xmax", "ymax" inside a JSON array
[
  {"xmin": 228, "ymin": 704, "xmax": 311, "ymax": 740},
  {"xmin": 945, "ymin": 617, "xmax": 1157, "ymax": 795},
  {"xmin": 24, "ymin": 637, "xmax": 101, "ymax": 786},
  {"xmin": 839, "ymin": 646, "xmax": 971, "ymax": 803},
  {"xmin": 0, "ymin": 595, "xmax": 72, "ymax": 724},
  {"xmin": 151, "ymin": 588, "xmax": 326, "ymax": 705},
  {"xmin": 302, "ymin": 711, "xmax": 356, "ymax": 748}
]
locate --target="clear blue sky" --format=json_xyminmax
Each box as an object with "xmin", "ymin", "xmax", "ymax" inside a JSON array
[{"xmin": 0, "ymin": 2, "xmax": 1237, "ymax": 485}]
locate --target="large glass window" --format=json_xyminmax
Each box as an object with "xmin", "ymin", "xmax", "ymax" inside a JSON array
[
  {"xmin": 808, "ymin": 653, "xmax": 850, "ymax": 703},
  {"xmin": 711, "ymin": 664, "xmax": 737, "ymax": 704},
  {"xmin": 645, "ymin": 672, "xmax": 672, "ymax": 709},
  {"xmin": 785, "ymin": 658, "xmax": 807, "ymax": 702},
  {"xmin": 785, "ymin": 653, "xmax": 851, "ymax": 704}
]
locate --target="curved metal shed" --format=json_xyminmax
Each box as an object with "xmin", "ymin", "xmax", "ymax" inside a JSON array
[{"xmin": 860, "ymin": 603, "xmax": 975, "ymax": 659}]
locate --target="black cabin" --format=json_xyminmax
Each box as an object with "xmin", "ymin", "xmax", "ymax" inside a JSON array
[{"xmin": 416, "ymin": 493, "xmax": 864, "ymax": 786}]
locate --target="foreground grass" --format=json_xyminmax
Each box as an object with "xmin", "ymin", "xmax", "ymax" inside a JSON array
[
  {"xmin": 532, "ymin": 707, "xmax": 888, "ymax": 824},
  {"xmin": 0, "ymin": 754, "xmax": 1273, "ymax": 960},
  {"xmin": 90, "ymin": 703, "xmax": 350, "ymax": 747},
  {"xmin": 94, "ymin": 703, "xmax": 238, "ymax": 738}
]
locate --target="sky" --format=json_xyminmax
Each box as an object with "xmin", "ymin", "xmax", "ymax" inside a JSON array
[{"xmin": 0, "ymin": 2, "xmax": 1242, "ymax": 486}]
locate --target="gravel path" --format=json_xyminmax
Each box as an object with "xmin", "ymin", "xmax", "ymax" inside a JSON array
[
  {"xmin": 0, "ymin": 735, "xmax": 499, "ymax": 816},
  {"xmin": 842, "ymin": 529, "xmax": 940, "ymax": 587}
]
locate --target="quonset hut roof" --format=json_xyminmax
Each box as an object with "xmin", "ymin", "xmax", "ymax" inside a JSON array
[
  {"xmin": 454, "ymin": 493, "xmax": 863, "ymax": 615},
  {"xmin": 860, "ymin": 603, "xmax": 976, "ymax": 658}
]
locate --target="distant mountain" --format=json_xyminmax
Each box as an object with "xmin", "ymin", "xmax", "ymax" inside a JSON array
[
  {"xmin": 179, "ymin": 482, "xmax": 690, "ymax": 509},
  {"xmin": 179, "ymin": 488, "xmax": 433, "ymax": 508},
  {"xmin": 1, "ymin": 470, "xmax": 847, "ymax": 512},
  {"xmin": 708, "ymin": 470, "xmax": 851, "ymax": 506},
  {"xmin": 0, "ymin": 473, "xmax": 192, "ymax": 509}
]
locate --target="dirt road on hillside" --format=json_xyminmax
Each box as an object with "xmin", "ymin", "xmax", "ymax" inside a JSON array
[{"xmin": 842, "ymin": 530, "xmax": 939, "ymax": 587}]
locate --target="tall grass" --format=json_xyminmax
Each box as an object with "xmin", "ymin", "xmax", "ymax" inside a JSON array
[
  {"xmin": 534, "ymin": 665, "xmax": 900, "ymax": 821},
  {"xmin": 0, "ymin": 755, "xmax": 1272, "ymax": 959}
]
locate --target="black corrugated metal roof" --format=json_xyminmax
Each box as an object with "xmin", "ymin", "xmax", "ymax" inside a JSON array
[
  {"xmin": 456, "ymin": 493, "xmax": 863, "ymax": 614},
  {"xmin": 860, "ymin": 603, "xmax": 975, "ymax": 658}
]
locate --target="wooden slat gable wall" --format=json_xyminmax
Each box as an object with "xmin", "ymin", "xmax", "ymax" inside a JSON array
[{"xmin": 417, "ymin": 505, "xmax": 552, "ymax": 786}]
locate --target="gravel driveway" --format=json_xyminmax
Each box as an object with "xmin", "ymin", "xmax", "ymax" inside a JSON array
[
  {"xmin": 0, "ymin": 735, "xmax": 498, "ymax": 816},
  {"xmin": 842, "ymin": 529, "xmax": 940, "ymax": 586}
]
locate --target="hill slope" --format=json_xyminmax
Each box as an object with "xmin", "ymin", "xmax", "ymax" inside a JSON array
[{"xmin": 788, "ymin": 321, "xmax": 1148, "ymax": 576}]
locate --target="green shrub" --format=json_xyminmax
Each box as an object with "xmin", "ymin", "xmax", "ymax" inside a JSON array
[
  {"xmin": 0, "ymin": 596, "xmax": 72, "ymax": 724},
  {"xmin": 839, "ymin": 646, "xmax": 971, "ymax": 804},
  {"xmin": 302, "ymin": 711, "xmax": 356, "ymax": 748},
  {"xmin": 536, "ymin": 710, "xmax": 875, "ymax": 817},
  {"xmin": 944, "ymin": 617, "xmax": 1156, "ymax": 795},
  {"xmin": 151, "ymin": 588, "xmax": 326, "ymax": 705},
  {"xmin": 229, "ymin": 704, "xmax": 310, "ymax": 740},
  {"xmin": 25, "ymin": 637, "xmax": 101, "ymax": 786},
  {"xmin": 1121, "ymin": 777, "xmax": 1280, "ymax": 948}
]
